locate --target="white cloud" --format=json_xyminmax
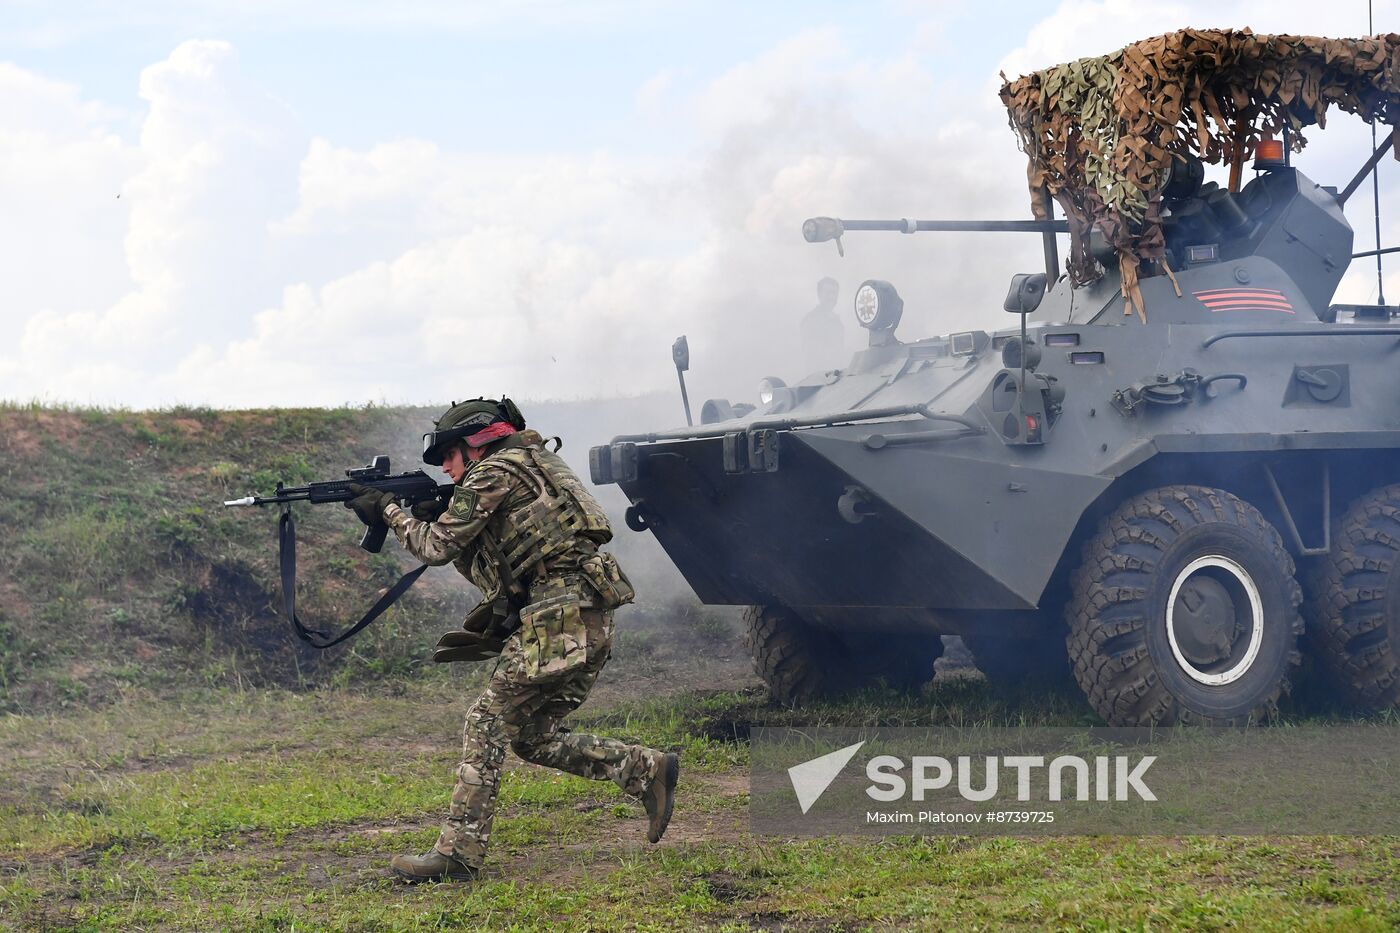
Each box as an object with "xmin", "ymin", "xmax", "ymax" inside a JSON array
[
  {"xmin": 5, "ymin": 39, "xmax": 306, "ymax": 403},
  {"xmin": 0, "ymin": 64, "xmax": 139, "ymax": 325},
  {"xmin": 998, "ymin": 0, "xmax": 1194, "ymax": 82},
  {"xmin": 4, "ymin": 5, "xmax": 1399, "ymax": 409},
  {"xmin": 635, "ymin": 69, "xmax": 677, "ymax": 118},
  {"xmin": 1, "ymin": 21, "xmax": 1036, "ymax": 408}
]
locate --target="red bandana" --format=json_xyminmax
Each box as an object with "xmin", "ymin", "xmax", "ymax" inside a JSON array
[{"xmin": 465, "ymin": 421, "xmax": 518, "ymax": 448}]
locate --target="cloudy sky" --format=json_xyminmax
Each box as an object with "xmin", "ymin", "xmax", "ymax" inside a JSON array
[{"xmin": 2, "ymin": 0, "xmax": 1397, "ymax": 409}]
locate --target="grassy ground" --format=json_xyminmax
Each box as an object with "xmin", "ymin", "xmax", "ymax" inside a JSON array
[
  {"xmin": 5, "ymin": 402, "xmax": 1400, "ymax": 929},
  {"xmin": 4, "ymin": 675, "xmax": 1398, "ymax": 932}
]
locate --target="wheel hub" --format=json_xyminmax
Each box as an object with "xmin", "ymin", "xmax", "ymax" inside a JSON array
[
  {"xmin": 1172, "ymin": 575, "xmax": 1240, "ymax": 665},
  {"xmin": 1165, "ymin": 556, "xmax": 1263, "ymax": 686}
]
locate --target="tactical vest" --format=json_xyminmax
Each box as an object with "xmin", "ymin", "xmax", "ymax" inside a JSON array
[{"xmin": 485, "ymin": 444, "xmax": 613, "ymax": 584}]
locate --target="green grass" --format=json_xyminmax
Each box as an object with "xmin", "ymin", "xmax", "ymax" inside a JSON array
[
  {"xmin": 0, "ymin": 401, "xmax": 738, "ymax": 714},
  {"xmin": 3, "ymin": 685, "xmax": 1400, "ymax": 931}
]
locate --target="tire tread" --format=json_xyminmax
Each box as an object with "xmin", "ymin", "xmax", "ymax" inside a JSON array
[
  {"xmin": 1304, "ymin": 484, "xmax": 1400, "ymax": 709},
  {"xmin": 1067, "ymin": 485, "xmax": 1302, "ymax": 725}
]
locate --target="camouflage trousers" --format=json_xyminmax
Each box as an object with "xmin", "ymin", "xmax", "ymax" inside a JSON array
[{"xmin": 435, "ymin": 608, "xmax": 662, "ymax": 867}]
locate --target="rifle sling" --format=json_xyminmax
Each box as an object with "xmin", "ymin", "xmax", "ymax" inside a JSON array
[{"xmin": 278, "ymin": 508, "xmax": 428, "ymax": 650}]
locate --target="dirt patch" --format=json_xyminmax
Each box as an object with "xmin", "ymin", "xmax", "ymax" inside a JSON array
[
  {"xmin": 0, "ymin": 409, "xmax": 85, "ymax": 460},
  {"xmin": 19, "ymin": 412, "xmax": 86, "ymax": 451},
  {"xmin": 741, "ymin": 912, "xmax": 851, "ymax": 931},
  {"xmin": 0, "ymin": 582, "xmax": 26, "ymax": 617},
  {"xmin": 587, "ymin": 665, "xmax": 762, "ymax": 712},
  {"xmin": 694, "ymin": 771, "xmax": 749, "ymax": 797},
  {"xmin": 186, "ymin": 558, "xmax": 325, "ymax": 686},
  {"xmin": 170, "ymin": 418, "xmax": 204, "ymax": 437},
  {"xmin": 1, "ymin": 426, "xmax": 40, "ymax": 458},
  {"xmin": 11, "ymin": 901, "xmax": 86, "ymax": 933},
  {"xmin": 703, "ymin": 870, "xmax": 749, "ymax": 902},
  {"xmin": 693, "ymin": 713, "xmax": 753, "ymax": 744}
]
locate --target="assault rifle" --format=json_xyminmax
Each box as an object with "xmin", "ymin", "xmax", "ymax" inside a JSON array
[
  {"xmin": 224, "ymin": 455, "xmax": 455, "ymax": 648},
  {"xmin": 224, "ymin": 455, "xmax": 452, "ymax": 552}
]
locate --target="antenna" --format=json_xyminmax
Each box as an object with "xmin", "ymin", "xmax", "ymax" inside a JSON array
[{"xmin": 1372, "ymin": 0, "xmax": 1388, "ymax": 304}]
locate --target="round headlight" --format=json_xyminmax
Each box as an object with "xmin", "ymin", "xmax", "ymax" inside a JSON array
[
  {"xmin": 854, "ymin": 284, "xmax": 881, "ymax": 326},
  {"xmin": 758, "ymin": 377, "xmax": 786, "ymax": 406},
  {"xmin": 853, "ymin": 279, "xmax": 904, "ymax": 332}
]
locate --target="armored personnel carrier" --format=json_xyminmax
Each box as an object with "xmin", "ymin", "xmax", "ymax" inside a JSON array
[{"xmin": 590, "ymin": 31, "xmax": 1400, "ymax": 725}]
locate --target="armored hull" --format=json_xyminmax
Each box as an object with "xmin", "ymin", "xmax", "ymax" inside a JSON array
[{"xmin": 594, "ymin": 165, "xmax": 1400, "ymax": 724}]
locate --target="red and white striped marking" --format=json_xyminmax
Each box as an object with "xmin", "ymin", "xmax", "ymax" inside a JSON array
[{"xmin": 1193, "ymin": 288, "xmax": 1295, "ymax": 313}]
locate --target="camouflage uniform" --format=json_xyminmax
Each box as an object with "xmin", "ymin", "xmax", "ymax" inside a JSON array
[{"xmin": 384, "ymin": 429, "xmax": 662, "ymax": 869}]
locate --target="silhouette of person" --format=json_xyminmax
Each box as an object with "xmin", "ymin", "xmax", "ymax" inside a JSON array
[{"xmin": 800, "ymin": 277, "xmax": 844, "ymax": 372}]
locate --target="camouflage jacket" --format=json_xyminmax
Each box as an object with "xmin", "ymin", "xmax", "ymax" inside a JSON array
[{"xmin": 384, "ymin": 430, "xmax": 615, "ymax": 609}]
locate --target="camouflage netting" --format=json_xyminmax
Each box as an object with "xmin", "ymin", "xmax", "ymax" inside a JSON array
[{"xmin": 1000, "ymin": 29, "xmax": 1400, "ymax": 320}]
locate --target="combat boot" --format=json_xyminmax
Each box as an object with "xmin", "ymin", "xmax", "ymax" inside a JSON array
[
  {"xmin": 642, "ymin": 752, "xmax": 680, "ymax": 843},
  {"xmin": 390, "ymin": 849, "xmax": 479, "ymax": 884}
]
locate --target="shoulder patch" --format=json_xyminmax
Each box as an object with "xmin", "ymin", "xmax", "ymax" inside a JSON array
[{"xmin": 449, "ymin": 485, "xmax": 478, "ymax": 519}]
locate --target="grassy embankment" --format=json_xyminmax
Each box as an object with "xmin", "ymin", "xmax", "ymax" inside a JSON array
[{"xmin": 0, "ymin": 402, "xmax": 439, "ymax": 711}]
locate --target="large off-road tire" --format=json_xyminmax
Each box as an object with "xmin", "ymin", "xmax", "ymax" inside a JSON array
[
  {"xmin": 964, "ymin": 628, "xmax": 1073, "ymax": 689},
  {"xmin": 1304, "ymin": 484, "xmax": 1400, "ymax": 710},
  {"xmin": 1067, "ymin": 485, "xmax": 1303, "ymax": 725},
  {"xmin": 743, "ymin": 606, "xmax": 942, "ymax": 704}
]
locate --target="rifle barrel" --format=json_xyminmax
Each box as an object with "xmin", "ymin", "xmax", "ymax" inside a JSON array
[
  {"xmin": 222, "ymin": 466, "xmax": 445, "ymax": 509},
  {"xmin": 222, "ymin": 489, "xmax": 314, "ymax": 507}
]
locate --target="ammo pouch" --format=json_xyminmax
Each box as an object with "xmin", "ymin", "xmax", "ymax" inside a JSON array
[
  {"xmin": 580, "ymin": 552, "xmax": 635, "ymax": 611},
  {"xmin": 518, "ymin": 592, "xmax": 589, "ymax": 681}
]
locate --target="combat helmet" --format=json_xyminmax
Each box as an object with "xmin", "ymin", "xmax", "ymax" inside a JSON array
[{"xmin": 422, "ymin": 397, "xmax": 526, "ymax": 465}]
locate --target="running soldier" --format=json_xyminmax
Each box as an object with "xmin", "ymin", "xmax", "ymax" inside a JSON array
[{"xmin": 344, "ymin": 398, "xmax": 678, "ymax": 883}]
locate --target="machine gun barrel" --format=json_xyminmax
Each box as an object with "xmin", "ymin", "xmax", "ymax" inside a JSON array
[
  {"xmin": 803, "ymin": 215, "xmax": 1069, "ymax": 280},
  {"xmin": 802, "ymin": 216, "xmax": 1069, "ymax": 243}
]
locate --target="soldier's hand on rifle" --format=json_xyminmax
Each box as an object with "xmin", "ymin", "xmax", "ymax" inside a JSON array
[
  {"xmin": 345, "ymin": 483, "xmax": 394, "ymax": 526},
  {"xmin": 411, "ymin": 496, "xmax": 449, "ymax": 522}
]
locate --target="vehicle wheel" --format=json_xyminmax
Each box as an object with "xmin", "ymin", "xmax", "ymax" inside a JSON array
[
  {"xmin": 964, "ymin": 628, "xmax": 1072, "ymax": 688},
  {"xmin": 1304, "ymin": 484, "xmax": 1400, "ymax": 710},
  {"xmin": 743, "ymin": 606, "xmax": 941, "ymax": 704},
  {"xmin": 1067, "ymin": 485, "xmax": 1302, "ymax": 725}
]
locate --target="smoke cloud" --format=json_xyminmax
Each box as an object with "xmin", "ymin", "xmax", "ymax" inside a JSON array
[{"xmin": 1, "ymin": 2, "xmax": 1397, "ymax": 413}]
